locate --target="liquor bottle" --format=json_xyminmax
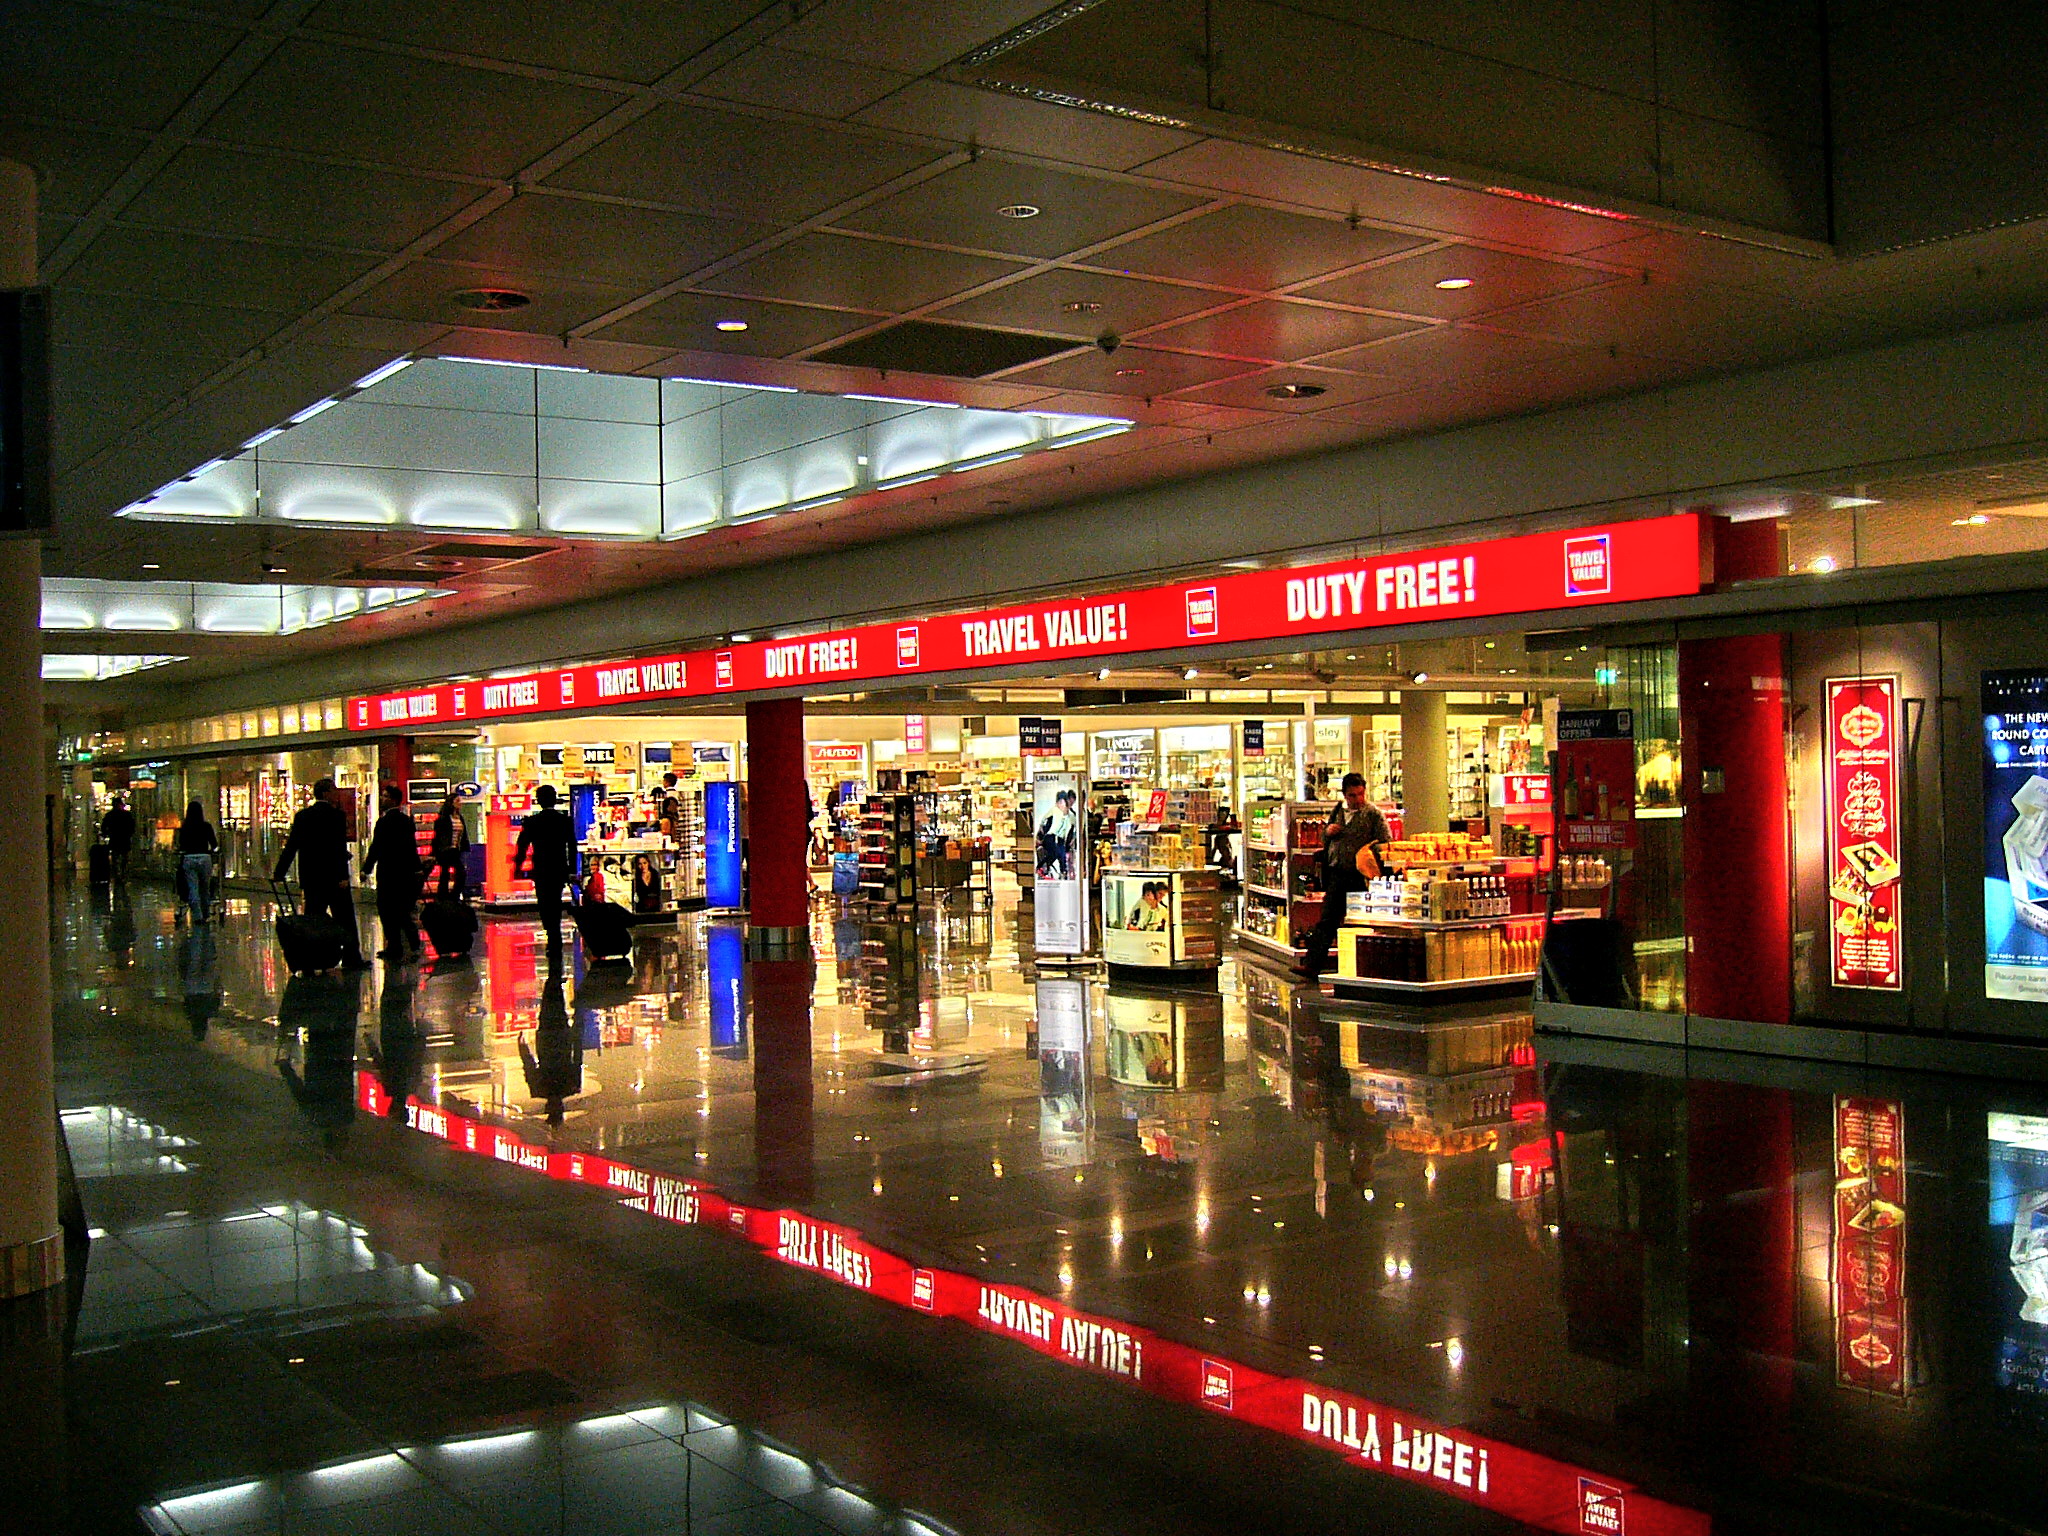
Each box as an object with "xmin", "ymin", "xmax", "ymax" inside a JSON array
[
  {"xmin": 1561, "ymin": 755, "xmax": 1578, "ymax": 819},
  {"xmin": 1595, "ymin": 776, "xmax": 1609, "ymax": 821}
]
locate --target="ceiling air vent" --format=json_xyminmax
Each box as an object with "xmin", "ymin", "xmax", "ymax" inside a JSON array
[
  {"xmin": 410, "ymin": 540, "xmax": 557, "ymax": 562},
  {"xmin": 811, "ymin": 321, "xmax": 1076, "ymax": 378}
]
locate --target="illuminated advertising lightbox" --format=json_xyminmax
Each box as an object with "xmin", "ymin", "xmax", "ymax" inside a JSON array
[
  {"xmin": 1986, "ymin": 671, "xmax": 2048, "ymax": 1001},
  {"xmin": 1825, "ymin": 676, "xmax": 1903, "ymax": 990},
  {"xmin": 1989, "ymin": 1111, "xmax": 2048, "ymax": 1402},
  {"xmin": 704, "ymin": 781, "xmax": 744, "ymax": 910},
  {"xmin": 1553, "ymin": 709, "xmax": 1635, "ymax": 852},
  {"xmin": 348, "ymin": 514, "xmax": 1704, "ymax": 731},
  {"xmin": 1031, "ymin": 771, "xmax": 1088, "ymax": 957}
]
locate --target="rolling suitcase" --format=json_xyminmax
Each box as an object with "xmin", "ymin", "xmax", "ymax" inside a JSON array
[
  {"xmin": 272, "ymin": 881, "xmax": 346, "ymax": 975},
  {"xmin": 571, "ymin": 896, "xmax": 634, "ymax": 963},
  {"xmin": 419, "ymin": 896, "xmax": 478, "ymax": 960}
]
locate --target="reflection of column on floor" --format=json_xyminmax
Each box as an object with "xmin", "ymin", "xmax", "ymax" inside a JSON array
[
  {"xmin": 1679, "ymin": 634, "xmax": 1790, "ymax": 1025},
  {"xmin": 0, "ymin": 158, "xmax": 61, "ymax": 1303},
  {"xmin": 751, "ymin": 957, "xmax": 816, "ymax": 1204},
  {"xmin": 745, "ymin": 699, "xmax": 809, "ymax": 948},
  {"xmin": 1399, "ymin": 689, "xmax": 1448, "ymax": 831}
]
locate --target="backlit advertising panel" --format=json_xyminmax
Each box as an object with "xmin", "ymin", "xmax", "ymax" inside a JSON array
[
  {"xmin": 1554, "ymin": 709, "xmax": 1635, "ymax": 852},
  {"xmin": 348, "ymin": 514, "xmax": 1703, "ymax": 730},
  {"xmin": 1824, "ymin": 676, "xmax": 1902, "ymax": 990},
  {"xmin": 1833, "ymin": 1096, "xmax": 1908, "ymax": 1396},
  {"xmin": 1031, "ymin": 771, "xmax": 1088, "ymax": 957},
  {"xmin": 1986, "ymin": 670, "xmax": 2048, "ymax": 1001},
  {"xmin": 704, "ymin": 781, "xmax": 743, "ymax": 910}
]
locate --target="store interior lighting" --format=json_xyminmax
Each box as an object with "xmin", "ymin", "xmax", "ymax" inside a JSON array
[
  {"xmin": 42, "ymin": 653, "xmax": 188, "ymax": 682},
  {"xmin": 40, "ymin": 579, "xmax": 444, "ymax": 636},
  {"xmin": 113, "ymin": 357, "xmax": 1133, "ymax": 544}
]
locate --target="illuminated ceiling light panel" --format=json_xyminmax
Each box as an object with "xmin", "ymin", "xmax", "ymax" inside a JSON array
[
  {"xmin": 41, "ymin": 579, "xmax": 442, "ymax": 636},
  {"xmin": 42, "ymin": 653, "xmax": 187, "ymax": 681},
  {"xmin": 115, "ymin": 358, "xmax": 1134, "ymax": 543}
]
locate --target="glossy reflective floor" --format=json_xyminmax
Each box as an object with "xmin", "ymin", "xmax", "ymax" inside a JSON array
[{"xmin": 26, "ymin": 878, "xmax": 2048, "ymax": 1535}]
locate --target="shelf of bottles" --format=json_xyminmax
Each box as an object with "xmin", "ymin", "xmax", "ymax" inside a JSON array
[
  {"xmin": 858, "ymin": 793, "xmax": 916, "ymax": 907},
  {"xmin": 1235, "ymin": 800, "xmax": 1334, "ymax": 962}
]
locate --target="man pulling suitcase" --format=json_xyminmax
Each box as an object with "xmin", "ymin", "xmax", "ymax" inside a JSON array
[{"xmin": 273, "ymin": 777, "xmax": 367, "ymax": 970}]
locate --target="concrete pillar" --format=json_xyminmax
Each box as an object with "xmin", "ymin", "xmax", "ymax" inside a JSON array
[
  {"xmin": 0, "ymin": 158, "xmax": 59, "ymax": 1299},
  {"xmin": 744, "ymin": 698, "xmax": 809, "ymax": 953},
  {"xmin": 1399, "ymin": 689, "xmax": 1449, "ymax": 833}
]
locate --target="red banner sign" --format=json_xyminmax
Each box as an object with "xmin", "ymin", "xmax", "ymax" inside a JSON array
[
  {"xmin": 353, "ymin": 1070, "xmax": 1711, "ymax": 1536},
  {"xmin": 1824, "ymin": 676, "xmax": 1902, "ymax": 990},
  {"xmin": 346, "ymin": 515, "xmax": 1702, "ymax": 730},
  {"xmin": 1834, "ymin": 1095, "xmax": 1908, "ymax": 1395}
]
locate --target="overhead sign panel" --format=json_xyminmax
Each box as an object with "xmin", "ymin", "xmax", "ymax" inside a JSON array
[{"xmin": 347, "ymin": 513, "xmax": 1703, "ymax": 730}]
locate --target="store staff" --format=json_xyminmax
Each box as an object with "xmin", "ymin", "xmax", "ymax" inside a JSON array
[{"xmin": 1301, "ymin": 772, "xmax": 1391, "ymax": 978}]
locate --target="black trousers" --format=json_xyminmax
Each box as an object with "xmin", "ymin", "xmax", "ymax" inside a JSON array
[
  {"xmin": 534, "ymin": 877, "xmax": 567, "ymax": 943},
  {"xmin": 302, "ymin": 881, "xmax": 366, "ymax": 965},
  {"xmin": 1303, "ymin": 860, "xmax": 1366, "ymax": 974},
  {"xmin": 377, "ymin": 880, "xmax": 420, "ymax": 957}
]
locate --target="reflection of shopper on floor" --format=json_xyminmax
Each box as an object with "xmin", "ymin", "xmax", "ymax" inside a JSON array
[
  {"xmin": 175, "ymin": 799, "xmax": 219, "ymax": 923},
  {"xmin": 273, "ymin": 777, "xmax": 367, "ymax": 969},
  {"xmin": 1302, "ymin": 772, "xmax": 1391, "ymax": 977},
  {"xmin": 514, "ymin": 784, "xmax": 576, "ymax": 948},
  {"xmin": 100, "ymin": 797, "xmax": 135, "ymax": 881},
  {"xmin": 361, "ymin": 782, "xmax": 423, "ymax": 962}
]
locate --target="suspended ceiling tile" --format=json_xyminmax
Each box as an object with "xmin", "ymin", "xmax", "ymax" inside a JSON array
[
  {"xmin": 303, "ymin": 0, "xmax": 767, "ymax": 85},
  {"xmin": 850, "ymin": 79, "xmax": 1202, "ymax": 172},
  {"xmin": 1003, "ymin": 345, "xmax": 1250, "ymax": 397},
  {"xmin": 203, "ymin": 39, "xmax": 626, "ymax": 179},
  {"xmin": 54, "ymin": 290, "xmax": 283, "ymax": 361},
  {"xmin": 346, "ymin": 259, "xmax": 644, "ymax": 333},
  {"xmin": 832, "ymin": 157, "xmax": 1210, "ymax": 260},
  {"xmin": 1496, "ymin": 275, "xmax": 1855, "ymax": 369},
  {"xmin": 40, "ymin": 215, "xmax": 75, "ymax": 265},
  {"xmin": 1095, "ymin": 203, "xmax": 1429, "ymax": 291},
  {"xmin": 66, "ymin": 227, "xmax": 381, "ymax": 315},
  {"xmin": 591, "ymin": 291, "xmax": 874, "ymax": 357},
  {"xmin": 1309, "ymin": 321, "xmax": 1586, "ymax": 380},
  {"xmin": 121, "ymin": 145, "xmax": 490, "ymax": 252},
  {"xmin": 774, "ymin": 0, "xmax": 1054, "ymax": 75},
  {"xmin": 0, "ymin": 121, "xmax": 152, "ymax": 218},
  {"xmin": 433, "ymin": 193, "xmax": 772, "ymax": 288},
  {"xmin": 934, "ymin": 268, "xmax": 1225, "ymax": 340},
  {"xmin": 696, "ymin": 232, "xmax": 1024, "ymax": 315},
  {"xmin": 1130, "ymin": 137, "xmax": 1639, "ymax": 255},
  {"xmin": 1138, "ymin": 299, "xmax": 1421, "ymax": 362},
  {"xmin": 1169, "ymin": 365, "xmax": 1407, "ymax": 412},
  {"xmin": 546, "ymin": 103, "xmax": 939, "ymax": 223},
  {"xmin": 1299, "ymin": 243, "xmax": 1620, "ymax": 320},
  {"xmin": 3, "ymin": 0, "xmax": 242, "ymax": 132},
  {"xmin": 689, "ymin": 46, "xmax": 913, "ymax": 120}
]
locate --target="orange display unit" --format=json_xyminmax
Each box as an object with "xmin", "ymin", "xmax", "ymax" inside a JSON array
[{"xmin": 483, "ymin": 793, "xmax": 536, "ymax": 908}]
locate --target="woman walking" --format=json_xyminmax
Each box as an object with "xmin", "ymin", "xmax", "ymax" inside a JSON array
[{"xmin": 175, "ymin": 800, "xmax": 219, "ymax": 924}]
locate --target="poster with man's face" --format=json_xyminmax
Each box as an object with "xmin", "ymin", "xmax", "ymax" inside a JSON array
[{"xmin": 1032, "ymin": 772, "xmax": 1088, "ymax": 956}]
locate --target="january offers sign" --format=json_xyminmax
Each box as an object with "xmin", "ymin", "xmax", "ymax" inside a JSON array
[
  {"xmin": 1553, "ymin": 710, "xmax": 1635, "ymax": 852},
  {"xmin": 1825, "ymin": 676, "xmax": 1903, "ymax": 990},
  {"xmin": 1834, "ymin": 1096, "xmax": 1908, "ymax": 1396}
]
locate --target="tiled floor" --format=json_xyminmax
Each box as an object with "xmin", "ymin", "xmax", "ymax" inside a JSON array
[{"xmin": 17, "ymin": 877, "xmax": 2048, "ymax": 1534}]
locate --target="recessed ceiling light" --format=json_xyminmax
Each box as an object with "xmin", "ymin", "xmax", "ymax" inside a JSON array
[
  {"xmin": 451, "ymin": 288, "xmax": 532, "ymax": 312},
  {"xmin": 996, "ymin": 203, "xmax": 1041, "ymax": 220},
  {"xmin": 1060, "ymin": 300, "xmax": 1103, "ymax": 314},
  {"xmin": 1265, "ymin": 382, "xmax": 1327, "ymax": 400},
  {"xmin": 1953, "ymin": 513, "xmax": 1993, "ymax": 526},
  {"xmin": 1435, "ymin": 277, "xmax": 1474, "ymax": 290},
  {"xmin": 1810, "ymin": 554, "xmax": 1838, "ymax": 573},
  {"xmin": 1182, "ymin": 667, "xmax": 1199, "ymax": 680},
  {"xmin": 1096, "ymin": 667, "xmax": 1111, "ymax": 680},
  {"xmin": 142, "ymin": 563, "xmax": 160, "ymax": 571},
  {"xmin": 1114, "ymin": 367, "xmax": 1145, "ymax": 377},
  {"xmin": 714, "ymin": 319, "xmax": 748, "ymax": 332},
  {"xmin": 1410, "ymin": 670, "xmax": 1429, "ymax": 683}
]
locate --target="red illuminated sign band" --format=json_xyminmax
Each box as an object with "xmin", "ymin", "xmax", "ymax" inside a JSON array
[
  {"xmin": 348, "ymin": 514, "xmax": 1703, "ymax": 730},
  {"xmin": 355, "ymin": 1069, "xmax": 1709, "ymax": 1536}
]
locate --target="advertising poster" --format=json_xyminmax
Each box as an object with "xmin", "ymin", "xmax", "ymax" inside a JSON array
[
  {"xmin": 1243, "ymin": 719, "xmax": 1265, "ymax": 756},
  {"xmin": 704, "ymin": 781, "xmax": 744, "ymax": 910},
  {"xmin": 1031, "ymin": 772, "xmax": 1089, "ymax": 956},
  {"xmin": 1020, "ymin": 716, "xmax": 1062, "ymax": 755},
  {"xmin": 1988, "ymin": 1111, "xmax": 2048, "ymax": 1403},
  {"xmin": 1102, "ymin": 873, "xmax": 1174, "ymax": 968},
  {"xmin": 1036, "ymin": 976, "xmax": 1091, "ymax": 1162},
  {"xmin": 1833, "ymin": 1096, "xmax": 1908, "ymax": 1396},
  {"xmin": 1985, "ymin": 670, "xmax": 2048, "ymax": 1001},
  {"xmin": 1825, "ymin": 676, "xmax": 1903, "ymax": 989},
  {"xmin": 1554, "ymin": 709, "xmax": 1635, "ymax": 851}
]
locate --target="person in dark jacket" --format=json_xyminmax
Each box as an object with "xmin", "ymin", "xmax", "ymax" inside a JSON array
[
  {"xmin": 174, "ymin": 799, "xmax": 220, "ymax": 923},
  {"xmin": 272, "ymin": 777, "xmax": 367, "ymax": 968},
  {"xmin": 100, "ymin": 797, "xmax": 136, "ymax": 881},
  {"xmin": 361, "ymin": 781, "xmax": 424, "ymax": 962},
  {"xmin": 430, "ymin": 793, "xmax": 470, "ymax": 899},
  {"xmin": 1300, "ymin": 772, "xmax": 1392, "ymax": 978},
  {"xmin": 513, "ymin": 784, "xmax": 576, "ymax": 948}
]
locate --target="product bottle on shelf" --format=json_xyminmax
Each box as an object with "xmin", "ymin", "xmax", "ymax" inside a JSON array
[{"xmin": 1561, "ymin": 755, "xmax": 1578, "ymax": 819}]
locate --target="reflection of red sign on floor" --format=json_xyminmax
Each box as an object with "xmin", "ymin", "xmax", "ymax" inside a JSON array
[
  {"xmin": 1579, "ymin": 1478, "xmax": 1626, "ymax": 1533},
  {"xmin": 1825, "ymin": 676, "xmax": 1902, "ymax": 990},
  {"xmin": 1201, "ymin": 1358, "xmax": 1234, "ymax": 1410},
  {"xmin": 1834, "ymin": 1096, "xmax": 1908, "ymax": 1395}
]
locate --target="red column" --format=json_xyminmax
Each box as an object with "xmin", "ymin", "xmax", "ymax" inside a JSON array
[
  {"xmin": 1678, "ymin": 633, "xmax": 1791, "ymax": 1024},
  {"xmin": 379, "ymin": 737, "xmax": 413, "ymax": 793},
  {"xmin": 745, "ymin": 699, "xmax": 810, "ymax": 946},
  {"xmin": 751, "ymin": 957, "xmax": 815, "ymax": 1204}
]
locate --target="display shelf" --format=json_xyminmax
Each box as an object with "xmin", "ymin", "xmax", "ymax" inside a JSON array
[
  {"xmin": 1245, "ymin": 881, "xmax": 1288, "ymax": 900},
  {"xmin": 1236, "ymin": 929, "xmax": 1302, "ymax": 963},
  {"xmin": 1327, "ymin": 971, "xmax": 1537, "ymax": 996}
]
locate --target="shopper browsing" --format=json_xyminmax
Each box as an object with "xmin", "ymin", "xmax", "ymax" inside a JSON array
[
  {"xmin": 430, "ymin": 793, "xmax": 470, "ymax": 899},
  {"xmin": 272, "ymin": 777, "xmax": 368, "ymax": 969},
  {"xmin": 100, "ymin": 796, "xmax": 136, "ymax": 881},
  {"xmin": 514, "ymin": 784, "xmax": 577, "ymax": 948},
  {"xmin": 1300, "ymin": 772, "xmax": 1391, "ymax": 979},
  {"xmin": 361, "ymin": 782, "xmax": 424, "ymax": 962},
  {"xmin": 174, "ymin": 799, "xmax": 219, "ymax": 923}
]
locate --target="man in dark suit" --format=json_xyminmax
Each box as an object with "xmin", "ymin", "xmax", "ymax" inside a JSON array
[
  {"xmin": 273, "ymin": 777, "xmax": 367, "ymax": 969},
  {"xmin": 361, "ymin": 781, "xmax": 424, "ymax": 962}
]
